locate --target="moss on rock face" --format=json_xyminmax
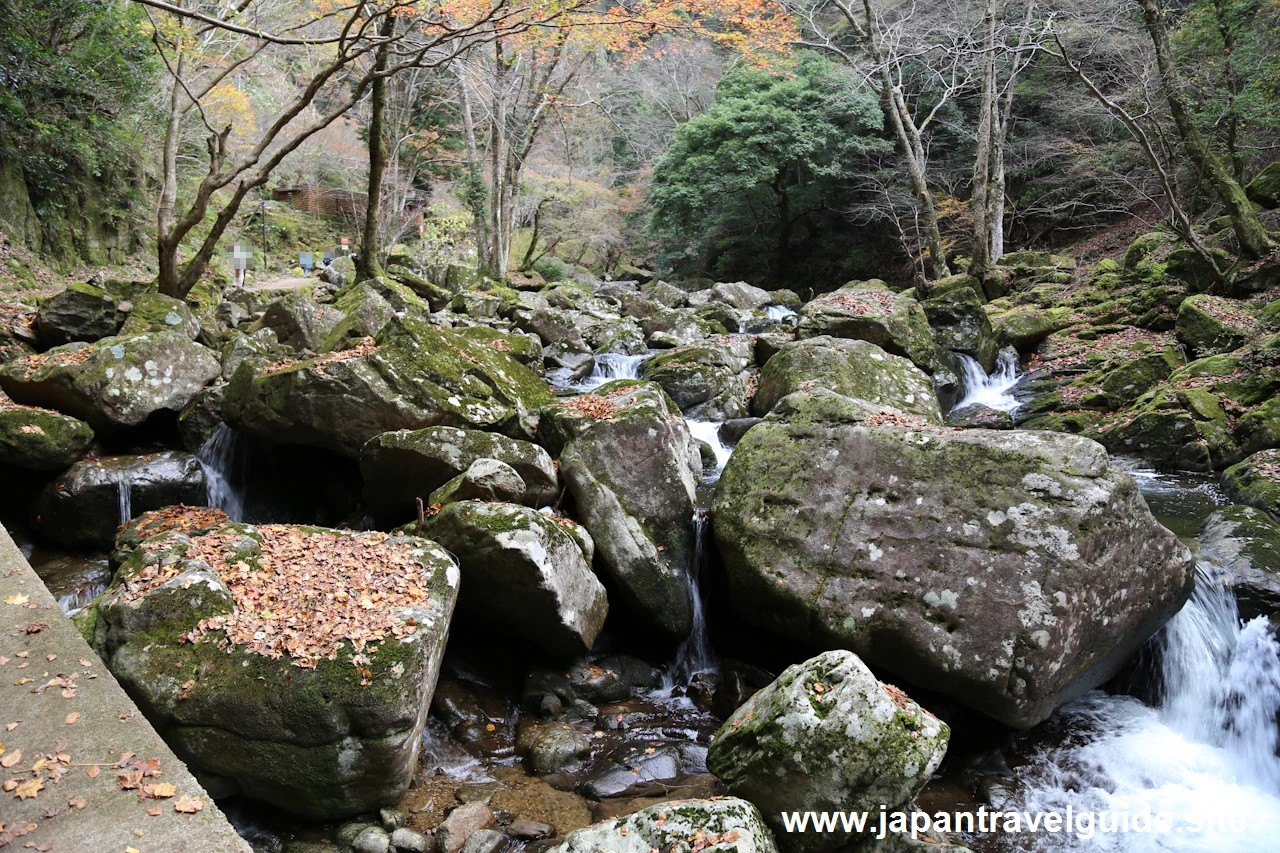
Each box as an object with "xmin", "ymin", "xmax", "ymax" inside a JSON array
[
  {"xmin": 713, "ymin": 404, "xmax": 1193, "ymax": 728},
  {"xmin": 1246, "ymin": 162, "xmax": 1280, "ymax": 209},
  {"xmin": 120, "ymin": 293, "xmax": 201, "ymax": 340},
  {"xmin": 100, "ymin": 523, "xmax": 460, "ymax": 820},
  {"xmin": 554, "ymin": 798, "xmax": 779, "ymax": 853},
  {"xmin": 798, "ymin": 287, "xmax": 938, "ymax": 373},
  {"xmin": 1176, "ymin": 295, "xmax": 1256, "ymax": 357},
  {"xmin": 708, "ymin": 651, "xmax": 948, "ymax": 853},
  {"xmin": 0, "ymin": 393, "xmax": 93, "ymax": 470},
  {"xmin": 1198, "ymin": 505, "xmax": 1280, "ymax": 621},
  {"xmin": 1236, "ymin": 398, "xmax": 1280, "ymax": 456},
  {"xmin": 223, "ymin": 315, "xmax": 553, "ymax": 458},
  {"xmin": 1223, "ymin": 449, "xmax": 1280, "ymax": 521},
  {"xmin": 753, "ymin": 336, "xmax": 942, "ymax": 424}
]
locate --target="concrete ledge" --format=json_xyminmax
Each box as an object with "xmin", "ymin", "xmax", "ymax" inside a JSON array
[{"xmin": 0, "ymin": 523, "xmax": 251, "ymax": 852}]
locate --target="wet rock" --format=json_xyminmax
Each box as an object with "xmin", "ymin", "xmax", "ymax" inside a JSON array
[
  {"xmin": 708, "ymin": 651, "xmax": 948, "ymax": 853},
  {"xmin": 0, "ymin": 331, "xmax": 221, "ymax": 433},
  {"xmin": 98, "ymin": 524, "xmax": 460, "ymax": 820},
  {"xmin": 424, "ymin": 501, "xmax": 608, "ymax": 655},
  {"xmin": 553, "ymin": 798, "xmax": 778, "ymax": 853},
  {"xmin": 544, "ymin": 339, "xmax": 595, "ymax": 384},
  {"xmin": 539, "ymin": 381, "xmax": 699, "ymax": 637},
  {"xmin": 718, "ymin": 418, "xmax": 761, "ymax": 445},
  {"xmin": 436, "ymin": 803, "xmax": 497, "ymax": 853},
  {"xmin": 178, "ymin": 383, "xmax": 225, "ymax": 451},
  {"xmin": 752, "ymin": 336, "xmax": 943, "ymax": 424},
  {"xmin": 508, "ymin": 820, "xmax": 554, "ymax": 840},
  {"xmin": 0, "ymin": 392, "xmax": 94, "ymax": 470},
  {"xmin": 391, "ymin": 827, "xmax": 430, "ymax": 853},
  {"xmin": 36, "ymin": 281, "xmax": 122, "ymax": 346},
  {"xmin": 714, "ymin": 393, "xmax": 1195, "ymax": 727},
  {"xmin": 460, "ymin": 830, "xmax": 509, "ymax": 853},
  {"xmin": 525, "ymin": 655, "xmax": 663, "ymax": 711},
  {"xmin": 119, "ymin": 292, "xmax": 201, "ymax": 340},
  {"xmin": 946, "ymin": 404, "xmax": 1014, "ymax": 430},
  {"xmin": 285, "ymin": 843, "xmax": 344, "ymax": 853},
  {"xmin": 1223, "ymin": 449, "xmax": 1280, "ymax": 521},
  {"xmin": 578, "ymin": 740, "xmax": 701, "ymax": 799},
  {"xmin": 429, "ymin": 459, "xmax": 528, "ymax": 507},
  {"xmin": 32, "ymin": 451, "xmax": 205, "ymax": 549},
  {"xmin": 798, "ymin": 283, "xmax": 937, "ymax": 373},
  {"xmin": 711, "ymin": 660, "xmax": 775, "ymax": 719},
  {"xmin": 224, "ymin": 315, "xmax": 552, "ymax": 458},
  {"xmin": 1199, "ymin": 505, "xmax": 1280, "ymax": 621},
  {"xmin": 922, "ymin": 287, "xmax": 998, "ymax": 371},
  {"xmin": 362, "ymin": 426, "xmax": 559, "ymax": 524}
]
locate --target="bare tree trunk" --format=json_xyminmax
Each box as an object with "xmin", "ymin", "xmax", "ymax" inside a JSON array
[
  {"xmin": 969, "ymin": 0, "xmax": 998, "ymax": 280},
  {"xmin": 356, "ymin": 13, "xmax": 396, "ymax": 283},
  {"xmin": 459, "ymin": 82, "xmax": 494, "ymax": 270},
  {"xmin": 157, "ymin": 52, "xmax": 185, "ymax": 296},
  {"xmin": 1137, "ymin": 0, "xmax": 1273, "ymax": 259},
  {"xmin": 885, "ymin": 82, "xmax": 950, "ymax": 282}
]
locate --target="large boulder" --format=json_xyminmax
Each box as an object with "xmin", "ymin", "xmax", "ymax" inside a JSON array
[
  {"xmin": 1199, "ymin": 505, "xmax": 1280, "ymax": 621},
  {"xmin": 641, "ymin": 336, "xmax": 755, "ymax": 419},
  {"xmin": 31, "ymin": 451, "xmax": 206, "ymax": 549},
  {"xmin": 922, "ymin": 288, "xmax": 998, "ymax": 372},
  {"xmin": 553, "ymin": 798, "xmax": 778, "ymax": 853},
  {"xmin": 36, "ymin": 281, "xmax": 122, "ymax": 346},
  {"xmin": 361, "ymin": 426, "xmax": 559, "ymax": 524},
  {"xmin": 1246, "ymin": 162, "xmax": 1280, "ymax": 208},
  {"xmin": 93, "ymin": 523, "xmax": 459, "ymax": 819},
  {"xmin": 798, "ymin": 285, "xmax": 937, "ymax": 373},
  {"xmin": 257, "ymin": 291, "xmax": 344, "ymax": 352},
  {"xmin": 539, "ymin": 381, "xmax": 700, "ymax": 638},
  {"xmin": 1236, "ymin": 397, "xmax": 1280, "ymax": 456},
  {"xmin": 119, "ymin": 292, "xmax": 201, "ymax": 340},
  {"xmin": 223, "ymin": 315, "xmax": 553, "ymax": 458},
  {"xmin": 0, "ymin": 390, "xmax": 94, "ymax": 470},
  {"xmin": 1176, "ymin": 295, "xmax": 1256, "ymax": 358},
  {"xmin": 753, "ymin": 336, "xmax": 942, "ymax": 424},
  {"xmin": 713, "ymin": 392, "xmax": 1195, "ymax": 728},
  {"xmin": 707, "ymin": 651, "xmax": 948, "ymax": 853},
  {"xmin": 689, "ymin": 281, "xmax": 774, "ymax": 311},
  {"xmin": 423, "ymin": 501, "xmax": 607, "ymax": 654},
  {"xmin": 0, "ymin": 332, "xmax": 220, "ymax": 432},
  {"xmin": 1222, "ymin": 449, "xmax": 1280, "ymax": 521}
]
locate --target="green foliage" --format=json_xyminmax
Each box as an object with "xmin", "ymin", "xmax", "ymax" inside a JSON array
[
  {"xmin": 532, "ymin": 255, "xmax": 570, "ymax": 283},
  {"xmin": 647, "ymin": 55, "xmax": 888, "ymax": 286},
  {"xmin": 0, "ymin": 0, "xmax": 155, "ymax": 213}
]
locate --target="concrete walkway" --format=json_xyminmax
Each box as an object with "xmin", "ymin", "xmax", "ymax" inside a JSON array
[{"xmin": 0, "ymin": 524, "xmax": 250, "ymax": 853}]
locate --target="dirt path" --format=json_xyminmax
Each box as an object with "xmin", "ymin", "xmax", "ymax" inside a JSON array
[{"xmin": 246, "ymin": 275, "xmax": 312, "ymax": 292}]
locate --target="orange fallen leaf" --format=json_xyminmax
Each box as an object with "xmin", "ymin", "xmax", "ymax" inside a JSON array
[
  {"xmin": 14, "ymin": 777, "xmax": 42, "ymax": 798},
  {"xmin": 69, "ymin": 797, "xmax": 87, "ymax": 809},
  {"xmin": 87, "ymin": 764, "xmax": 101, "ymax": 778},
  {"xmin": 2, "ymin": 780, "xmax": 16, "ymax": 792},
  {"xmin": 3, "ymin": 594, "xmax": 29, "ymax": 605},
  {"xmin": 148, "ymin": 806, "xmax": 162, "ymax": 816},
  {"xmin": 144, "ymin": 782, "xmax": 176, "ymax": 799},
  {"xmin": 65, "ymin": 712, "xmax": 80, "ymax": 725},
  {"xmin": 173, "ymin": 794, "xmax": 203, "ymax": 813},
  {"xmin": 1, "ymin": 749, "xmax": 21, "ymax": 768}
]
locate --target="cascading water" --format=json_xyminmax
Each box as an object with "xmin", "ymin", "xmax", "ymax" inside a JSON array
[
  {"xmin": 1008, "ymin": 562, "xmax": 1280, "ymax": 852},
  {"xmin": 198, "ymin": 423, "xmax": 247, "ymax": 522},
  {"xmin": 116, "ymin": 475, "xmax": 132, "ymax": 526},
  {"xmin": 574, "ymin": 353, "xmax": 650, "ymax": 391},
  {"xmin": 765, "ymin": 305, "xmax": 798, "ymax": 325},
  {"xmin": 685, "ymin": 419, "xmax": 732, "ymax": 479},
  {"xmin": 954, "ymin": 348, "xmax": 1022, "ymax": 413},
  {"xmin": 665, "ymin": 508, "xmax": 718, "ymax": 690}
]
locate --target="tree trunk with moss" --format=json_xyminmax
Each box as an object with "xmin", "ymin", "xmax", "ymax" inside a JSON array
[{"xmin": 356, "ymin": 13, "xmax": 396, "ymax": 283}]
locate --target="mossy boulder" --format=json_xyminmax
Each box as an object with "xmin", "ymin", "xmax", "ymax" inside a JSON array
[
  {"xmin": 1236, "ymin": 398, "xmax": 1280, "ymax": 456},
  {"xmin": 35, "ymin": 281, "xmax": 122, "ymax": 346},
  {"xmin": 1199, "ymin": 505, "xmax": 1280, "ymax": 621},
  {"xmin": 120, "ymin": 292, "xmax": 201, "ymax": 340},
  {"xmin": 423, "ymin": 501, "xmax": 607, "ymax": 655},
  {"xmin": 31, "ymin": 451, "xmax": 206, "ymax": 549},
  {"xmin": 708, "ymin": 651, "xmax": 948, "ymax": 853},
  {"xmin": 1222, "ymin": 449, "xmax": 1280, "ymax": 521},
  {"xmin": 453, "ymin": 326, "xmax": 544, "ymax": 374},
  {"xmin": 753, "ymin": 336, "xmax": 942, "ymax": 424},
  {"xmin": 223, "ymin": 315, "xmax": 553, "ymax": 458},
  {"xmin": 712, "ymin": 397, "xmax": 1194, "ymax": 728},
  {"xmin": 256, "ymin": 291, "xmax": 344, "ymax": 352},
  {"xmin": 0, "ymin": 392, "xmax": 93, "ymax": 470},
  {"xmin": 320, "ymin": 283, "xmax": 396, "ymax": 352},
  {"xmin": 1246, "ymin": 162, "xmax": 1280, "ymax": 208},
  {"xmin": 0, "ymin": 332, "xmax": 220, "ymax": 432},
  {"xmin": 1123, "ymin": 232, "xmax": 1175, "ymax": 271},
  {"xmin": 360, "ymin": 425, "xmax": 559, "ymax": 525},
  {"xmin": 427, "ymin": 458, "xmax": 527, "ymax": 506},
  {"xmin": 98, "ymin": 523, "xmax": 459, "ymax": 820},
  {"xmin": 641, "ymin": 336, "xmax": 755, "ymax": 419},
  {"xmin": 553, "ymin": 798, "xmax": 778, "ymax": 853},
  {"xmin": 1098, "ymin": 347, "xmax": 1184, "ymax": 401},
  {"xmin": 1094, "ymin": 388, "xmax": 1240, "ymax": 472},
  {"xmin": 798, "ymin": 286, "xmax": 937, "ymax": 373},
  {"xmin": 538, "ymin": 381, "xmax": 700, "ymax": 638},
  {"xmin": 922, "ymin": 287, "xmax": 998, "ymax": 371},
  {"xmin": 386, "ymin": 265, "xmax": 453, "ymax": 311},
  {"xmin": 990, "ymin": 306, "xmax": 1073, "ymax": 351},
  {"xmin": 1176, "ymin": 295, "xmax": 1256, "ymax": 357}
]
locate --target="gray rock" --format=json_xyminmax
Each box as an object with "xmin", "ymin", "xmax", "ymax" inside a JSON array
[
  {"xmin": 507, "ymin": 820, "xmax": 553, "ymax": 840},
  {"xmin": 714, "ymin": 392, "xmax": 1195, "ymax": 727},
  {"xmin": 429, "ymin": 459, "xmax": 528, "ymax": 507},
  {"xmin": 460, "ymin": 829, "xmax": 509, "ymax": 853},
  {"xmin": 119, "ymin": 292, "xmax": 201, "ymax": 341},
  {"xmin": 708, "ymin": 651, "xmax": 948, "ymax": 853},
  {"xmin": 36, "ymin": 282, "xmax": 121, "ymax": 346},
  {"xmin": 0, "ymin": 394, "xmax": 94, "ymax": 470},
  {"xmin": 435, "ymin": 803, "xmax": 496, "ymax": 853},
  {"xmin": 219, "ymin": 328, "xmax": 284, "ymax": 380},
  {"xmin": 32, "ymin": 451, "xmax": 206, "ymax": 549},
  {"xmin": 946, "ymin": 404, "xmax": 1015, "ymax": 430},
  {"xmin": 923, "ymin": 287, "xmax": 998, "ymax": 371},
  {"xmin": 552, "ymin": 798, "xmax": 777, "ymax": 853},
  {"xmin": 708, "ymin": 280, "xmax": 774, "ymax": 310},
  {"xmin": 391, "ymin": 827, "xmax": 430, "ymax": 853},
  {"xmin": 753, "ymin": 336, "xmax": 943, "ymax": 424},
  {"xmin": 0, "ymin": 331, "xmax": 221, "ymax": 433},
  {"xmin": 362, "ymin": 425, "xmax": 559, "ymax": 524},
  {"xmin": 538, "ymin": 381, "xmax": 700, "ymax": 638},
  {"xmin": 798, "ymin": 284, "xmax": 937, "ymax": 373},
  {"xmin": 641, "ymin": 337, "xmax": 755, "ymax": 419},
  {"xmin": 353, "ymin": 826, "xmax": 392, "ymax": 853},
  {"xmin": 1222, "ymin": 449, "xmax": 1280, "ymax": 521},
  {"xmin": 258, "ymin": 291, "xmax": 344, "ymax": 352},
  {"xmin": 424, "ymin": 502, "xmax": 608, "ymax": 655},
  {"xmin": 521, "ymin": 723, "xmax": 594, "ymax": 773},
  {"xmin": 1199, "ymin": 505, "xmax": 1280, "ymax": 620},
  {"xmin": 381, "ymin": 808, "xmax": 408, "ymax": 830}
]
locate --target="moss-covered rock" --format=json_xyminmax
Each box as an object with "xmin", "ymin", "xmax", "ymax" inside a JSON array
[
  {"xmin": 424, "ymin": 501, "xmax": 606, "ymax": 654},
  {"xmin": 360, "ymin": 425, "xmax": 558, "ymax": 525},
  {"xmin": 798, "ymin": 286, "xmax": 937, "ymax": 373},
  {"xmin": 1246, "ymin": 162, "xmax": 1280, "ymax": 208},
  {"xmin": 1176, "ymin": 295, "xmax": 1256, "ymax": 357},
  {"xmin": 35, "ymin": 281, "xmax": 122, "ymax": 346},
  {"xmin": 923, "ymin": 287, "xmax": 998, "ymax": 371},
  {"xmin": 1198, "ymin": 505, "xmax": 1280, "ymax": 621},
  {"xmin": 0, "ymin": 392, "xmax": 93, "ymax": 470},
  {"xmin": 708, "ymin": 651, "xmax": 948, "ymax": 853},
  {"xmin": 1123, "ymin": 232, "xmax": 1175, "ymax": 271},
  {"xmin": 553, "ymin": 798, "xmax": 778, "ymax": 853},
  {"xmin": 100, "ymin": 523, "xmax": 459, "ymax": 820},
  {"xmin": 120, "ymin": 292, "xmax": 201, "ymax": 340},
  {"xmin": 254, "ymin": 291, "xmax": 344, "ymax": 353},
  {"xmin": 753, "ymin": 336, "xmax": 942, "ymax": 424},
  {"xmin": 223, "ymin": 315, "xmax": 553, "ymax": 458},
  {"xmin": 641, "ymin": 336, "xmax": 755, "ymax": 419},
  {"xmin": 539, "ymin": 381, "xmax": 699, "ymax": 638},
  {"xmin": 427, "ymin": 458, "xmax": 527, "ymax": 507},
  {"xmin": 1236, "ymin": 398, "xmax": 1280, "ymax": 456},
  {"xmin": 1223, "ymin": 449, "xmax": 1280, "ymax": 521},
  {"xmin": 0, "ymin": 332, "xmax": 220, "ymax": 432},
  {"xmin": 989, "ymin": 305, "xmax": 1074, "ymax": 351},
  {"xmin": 712, "ymin": 403, "xmax": 1193, "ymax": 727},
  {"xmin": 1098, "ymin": 347, "xmax": 1184, "ymax": 401}
]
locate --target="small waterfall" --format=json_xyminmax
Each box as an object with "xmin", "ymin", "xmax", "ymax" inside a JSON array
[
  {"xmin": 116, "ymin": 475, "xmax": 132, "ymax": 526},
  {"xmin": 953, "ymin": 348, "xmax": 1022, "ymax": 412},
  {"xmin": 58, "ymin": 583, "xmax": 107, "ymax": 616},
  {"xmin": 764, "ymin": 304, "xmax": 798, "ymax": 325},
  {"xmin": 669, "ymin": 509, "xmax": 718, "ymax": 688},
  {"xmin": 575, "ymin": 353, "xmax": 650, "ymax": 391},
  {"xmin": 198, "ymin": 423, "xmax": 247, "ymax": 522},
  {"xmin": 1012, "ymin": 563, "xmax": 1280, "ymax": 850},
  {"xmin": 685, "ymin": 420, "xmax": 732, "ymax": 480}
]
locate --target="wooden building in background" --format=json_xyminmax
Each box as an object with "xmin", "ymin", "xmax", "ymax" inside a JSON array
[{"xmin": 272, "ymin": 185, "xmax": 367, "ymax": 218}]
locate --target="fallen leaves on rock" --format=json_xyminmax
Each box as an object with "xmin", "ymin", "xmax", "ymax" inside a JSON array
[
  {"xmin": 124, "ymin": 526, "xmax": 433, "ymax": 669},
  {"xmin": 557, "ymin": 393, "xmax": 623, "ymax": 420},
  {"xmin": 883, "ymin": 683, "xmax": 915, "ymax": 710},
  {"xmin": 119, "ymin": 505, "xmax": 229, "ymax": 543},
  {"xmin": 173, "ymin": 794, "xmax": 203, "ymax": 813},
  {"xmin": 23, "ymin": 624, "xmax": 48, "ymax": 635},
  {"xmin": 3, "ymin": 594, "xmax": 29, "ymax": 606},
  {"xmin": 63, "ymin": 713, "xmax": 79, "ymax": 726}
]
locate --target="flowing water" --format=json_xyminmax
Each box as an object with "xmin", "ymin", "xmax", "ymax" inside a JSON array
[
  {"xmin": 764, "ymin": 305, "xmax": 798, "ymax": 325},
  {"xmin": 955, "ymin": 350, "xmax": 1023, "ymax": 413},
  {"xmin": 116, "ymin": 474, "xmax": 132, "ymax": 526},
  {"xmin": 199, "ymin": 423, "xmax": 248, "ymax": 522},
  {"xmin": 685, "ymin": 419, "xmax": 733, "ymax": 479},
  {"xmin": 666, "ymin": 508, "xmax": 718, "ymax": 689},
  {"xmin": 572, "ymin": 352, "xmax": 650, "ymax": 391}
]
